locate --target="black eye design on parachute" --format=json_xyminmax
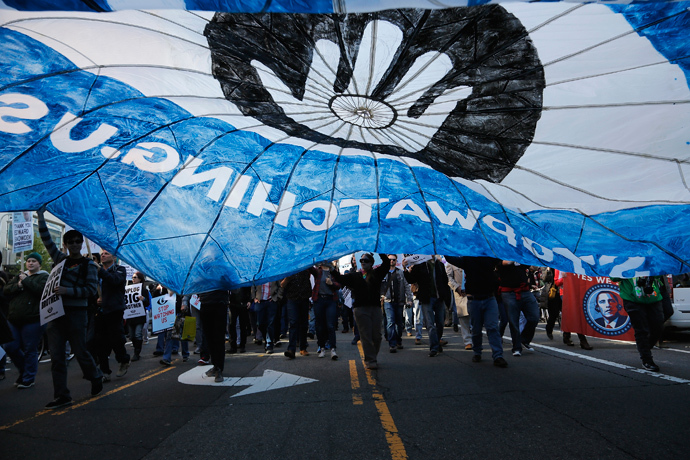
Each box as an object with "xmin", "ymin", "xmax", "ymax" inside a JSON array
[{"xmin": 205, "ymin": 5, "xmax": 544, "ymax": 182}]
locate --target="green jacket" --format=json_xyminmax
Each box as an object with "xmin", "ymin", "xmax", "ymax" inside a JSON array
[
  {"xmin": 3, "ymin": 270, "xmax": 49, "ymax": 325},
  {"xmin": 611, "ymin": 276, "xmax": 664, "ymax": 304}
]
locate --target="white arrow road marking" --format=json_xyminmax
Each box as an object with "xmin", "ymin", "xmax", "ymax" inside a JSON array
[{"xmin": 178, "ymin": 366, "xmax": 318, "ymax": 397}]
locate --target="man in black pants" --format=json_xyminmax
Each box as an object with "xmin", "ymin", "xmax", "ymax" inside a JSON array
[
  {"xmin": 95, "ymin": 249, "xmax": 131, "ymax": 381},
  {"xmin": 228, "ymin": 287, "xmax": 251, "ymax": 354},
  {"xmin": 199, "ymin": 290, "xmax": 230, "ymax": 382}
]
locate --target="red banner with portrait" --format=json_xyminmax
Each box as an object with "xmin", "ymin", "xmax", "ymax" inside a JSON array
[{"xmin": 561, "ymin": 274, "xmax": 635, "ymax": 341}]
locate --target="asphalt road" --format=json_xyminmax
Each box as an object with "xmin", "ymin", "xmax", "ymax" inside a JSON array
[{"xmin": 1, "ymin": 325, "xmax": 689, "ymax": 460}]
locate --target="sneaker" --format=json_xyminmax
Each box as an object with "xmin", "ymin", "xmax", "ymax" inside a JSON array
[
  {"xmin": 274, "ymin": 341, "xmax": 282, "ymax": 348},
  {"xmin": 91, "ymin": 377, "xmax": 103, "ymax": 396},
  {"xmin": 253, "ymin": 338, "xmax": 263, "ymax": 345},
  {"xmin": 316, "ymin": 346, "xmax": 322, "ymax": 354},
  {"xmin": 429, "ymin": 350, "xmax": 438, "ymax": 357},
  {"xmin": 160, "ymin": 359, "xmax": 172, "ymax": 366},
  {"xmin": 172, "ymin": 350, "xmax": 179, "ymax": 355},
  {"xmin": 307, "ymin": 332, "xmax": 315, "ymax": 339},
  {"xmin": 389, "ymin": 346, "xmax": 397, "ymax": 353},
  {"xmin": 366, "ymin": 361, "xmax": 378, "ymax": 370},
  {"xmin": 116, "ymin": 361, "xmax": 130, "ymax": 378},
  {"xmin": 265, "ymin": 347, "xmax": 273, "ymax": 354},
  {"xmin": 453, "ymin": 324, "xmax": 459, "ymax": 332},
  {"xmin": 215, "ymin": 371, "xmax": 224, "ymax": 383},
  {"xmin": 284, "ymin": 350, "xmax": 295, "ymax": 359},
  {"xmin": 439, "ymin": 339, "xmax": 448, "ymax": 346},
  {"xmin": 102, "ymin": 372, "xmax": 112, "ymax": 382},
  {"xmin": 198, "ymin": 357, "xmax": 210, "ymax": 364},
  {"xmin": 512, "ymin": 351, "xmax": 522, "ymax": 357},
  {"xmin": 415, "ymin": 339, "xmax": 422, "ymax": 345},
  {"xmin": 351, "ymin": 338, "xmax": 359, "ymax": 345},
  {"xmin": 182, "ymin": 356, "xmax": 189, "ymax": 362},
  {"xmin": 318, "ymin": 349, "xmax": 326, "ymax": 358},
  {"xmin": 45, "ymin": 396, "xmax": 73, "ymax": 409},
  {"xmin": 407, "ymin": 332, "xmax": 413, "ymax": 337},
  {"xmin": 194, "ymin": 348, "xmax": 201, "ymax": 355},
  {"xmin": 493, "ymin": 357, "xmax": 508, "ymax": 368},
  {"xmin": 299, "ymin": 350, "xmax": 309, "ymax": 356},
  {"xmin": 331, "ymin": 349, "xmax": 338, "ymax": 360},
  {"xmin": 522, "ymin": 343, "xmax": 534, "ymax": 352},
  {"xmin": 66, "ymin": 353, "xmax": 75, "ymax": 361},
  {"xmin": 205, "ymin": 367, "xmax": 217, "ymax": 377},
  {"xmin": 153, "ymin": 351, "xmax": 163, "ymax": 356},
  {"xmin": 342, "ymin": 328, "xmax": 349, "ymax": 333},
  {"xmin": 226, "ymin": 348, "xmax": 237, "ymax": 354},
  {"xmin": 238, "ymin": 347, "xmax": 246, "ymax": 353},
  {"xmin": 17, "ymin": 381, "xmax": 35, "ymax": 389},
  {"xmin": 642, "ymin": 360, "xmax": 660, "ymax": 372},
  {"xmin": 396, "ymin": 344, "xmax": 404, "ymax": 350},
  {"xmin": 472, "ymin": 354, "xmax": 481, "ymax": 363},
  {"xmin": 465, "ymin": 344, "xmax": 473, "ymax": 351},
  {"xmin": 131, "ymin": 354, "xmax": 140, "ymax": 362}
]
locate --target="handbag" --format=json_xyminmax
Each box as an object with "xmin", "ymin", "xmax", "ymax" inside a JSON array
[
  {"xmin": 548, "ymin": 283, "xmax": 558, "ymax": 299},
  {"xmin": 181, "ymin": 316, "xmax": 196, "ymax": 342},
  {"xmin": 171, "ymin": 315, "xmax": 185, "ymax": 340}
]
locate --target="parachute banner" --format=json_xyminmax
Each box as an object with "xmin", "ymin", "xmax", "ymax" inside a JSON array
[{"xmin": 1, "ymin": 2, "xmax": 689, "ymax": 293}]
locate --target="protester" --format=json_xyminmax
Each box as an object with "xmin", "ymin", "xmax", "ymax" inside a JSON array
[
  {"xmin": 497, "ymin": 260, "xmax": 540, "ymax": 356},
  {"xmin": 198, "ymin": 290, "xmax": 230, "ymax": 383},
  {"xmin": 94, "ymin": 249, "xmax": 131, "ymax": 381},
  {"xmin": 228, "ymin": 287, "xmax": 251, "ymax": 354},
  {"xmin": 445, "ymin": 256, "xmax": 507, "ymax": 367},
  {"xmin": 310, "ymin": 261, "xmax": 340, "ymax": 360},
  {"xmin": 127, "ymin": 271, "xmax": 150, "ymax": 361},
  {"xmin": 251, "ymin": 281, "xmax": 282, "ymax": 353},
  {"xmin": 403, "ymin": 255, "xmax": 450, "ymax": 357},
  {"xmin": 281, "ymin": 269, "xmax": 312, "ymax": 359},
  {"xmin": 330, "ymin": 253, "xmax": 390, "ymax": 369},
  {"xmin": 2, "ymin": 252, "xmax": 49, "ymax": 387},
  {"xmin": 611, "ymin": 275, "xmax": 666, "ymax": 371},
  {"xmin": 381, "ymin": 254, "xmax": 413, "ymax": 353},
  {"xmin": 38, "ymin": 209, "xmax": 103, "ymax": 409}
]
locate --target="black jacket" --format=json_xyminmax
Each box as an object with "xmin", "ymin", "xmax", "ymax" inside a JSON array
[
  {"xmin": 331, "ymin": 256, "xmax": 390, "ymax": 308},
  {"xmin": 98, "ymin": 263, "xmax": 127, "ymax": 314}
]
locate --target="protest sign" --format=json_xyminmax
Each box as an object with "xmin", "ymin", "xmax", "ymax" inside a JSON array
[
  {"xmin": 40, "ymin": 260, "xmax": 66, "ymax": 325},
  {"xmin": 403, "ymin": 254, "xmax": 432, "ymax": 267},
  {"xmin": 562, "ymin": 274, "xmax": 634, "ymax": 341},
  {"xmin": 124, "ymin": 283, "xmax": 146, "ymax": 319},
  {"xmin": 12, "ymin": 211, "xmax": 34, "ymax": 253},
  {"xmin": 190, "ymin": 294, "xmax": 201, "ymax": 310},
  {"xmin": 151, "ymin": 294, "xmax": 176, "ymax": 333}
]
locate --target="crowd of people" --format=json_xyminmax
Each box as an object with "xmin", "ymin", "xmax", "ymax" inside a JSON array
[{"xmin": 0, "ymin": 227, "xmax": 674, "ymax": 408}]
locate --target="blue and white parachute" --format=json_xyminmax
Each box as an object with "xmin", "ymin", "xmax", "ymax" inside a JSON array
[{"xmin": 1, "ymin": 1, "xmax": 689, "ymax": 293}]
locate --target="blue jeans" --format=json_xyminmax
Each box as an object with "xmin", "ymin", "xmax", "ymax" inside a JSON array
[
  {"xmin": 383, "ymin": 302, "xmax": 404, "ymax": 347},
  {"xmin": 4, "ymin": 321, "xmax": 45, "ymax": 384},
  {"xmin": 313, "ymin": 296, "xmax": 337, "ymax": 349},
  {"xmin": 468, "ymin": 297, "xmax": 503, "ymax": 360},
  {"xmin": 421, "ymin": 298, "xmax": 445, "ymax": 352},
  {"xmin": 501, "ymin": 291, "xmax": 540, "ymax": 353},
  {"xmin": 286, "ymin": 299, "xmax": 309, "ymax": 352},
  {"xmin": 162, "ymin": 335, "xmax": 189, "ymax": 361},
  {"xmin": 412, "ymin": 299, "xmax": 424, "ymax": 339},
  {"xmin": 255, "ymin": 300, "xmax": 277, "ymax": 348},
  {"xmin": 46, "ymin": 310, "xmax": 102, "ymax": 399}
]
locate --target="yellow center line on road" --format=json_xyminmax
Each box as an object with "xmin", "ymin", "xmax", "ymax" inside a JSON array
[
  {"xmin": 349, "ymin": 360, "xmax": 363, "ymax": 405},
  {"xmin": 53, "ymin": 367, "xmax": 175, "ymax": 415},
  {"xmin": 357, "ymin": 342, "xmax": 408, "ymax": 460},
  {"xmin": 0, "ymin": 366, "xmax": 175, "ymax": 430}
]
